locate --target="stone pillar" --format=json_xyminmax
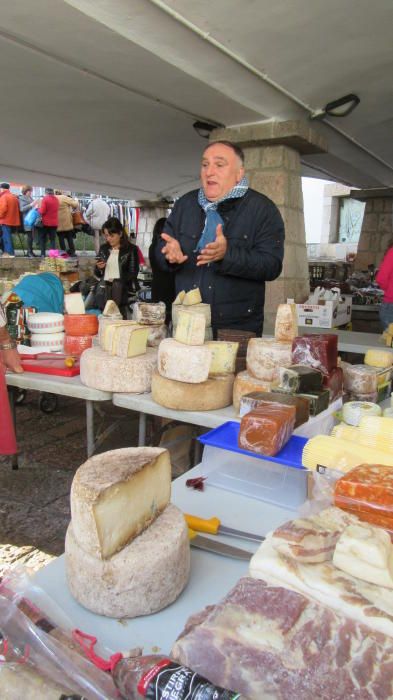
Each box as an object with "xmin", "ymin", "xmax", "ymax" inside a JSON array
[
  {"xmin": 353, "ymin": 194, "xmax": 393, "ymax": 270},
  {"xmin": 210, "ymin": 120, "xmax": 328, "ymax": 332},
  {"xmin": 134, "ymin": 202, "xmax": 171, "ymax": 260}
]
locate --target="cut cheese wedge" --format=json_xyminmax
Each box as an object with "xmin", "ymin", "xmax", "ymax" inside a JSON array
[
  {"xmin": 111, "ymin": 325, "xmax": 149, "ymax": 358},
  {"xmin": 206, "ymin": 341, "xmax": 239, "ymax": 376},
  {"xmin": 64, "ymin": 292, "xmax": 85, "ymax": 315},
  {"xmin": 183, "ymin": 288, "xmax": 202, "ymax": 305},
  {"xmin": 103, "ymin": 300, "xmax": 121, "ymax": 316},
  {"xmin": 174, "ymin": 309, "xmax": 206, "ymax": 346},
  {"xmin": 172, "ymin": 303, "xmax": 211, "ymax": 328},
  {"xmin": 71, "ymin": 447, "xmax": 171, "ymax": 559},
  {"xmin": 173, "ymin": 290, "xmax": 186, "ymax": 305},
  {"xmin": 101, "ymin": 321, "xmax": 137, "ymax": 353}
]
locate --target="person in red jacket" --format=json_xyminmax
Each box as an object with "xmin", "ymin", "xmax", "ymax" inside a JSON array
[
  {"xmin": 376, "ymin": 239, "xmax": 393, "ymax": 330},
  {"xmin": 0, "ymin": 182, "xmax": 21, "ymax": 257},
  {"xmin": 38, "ymin": 187, "xmax": 59, "ymax": 257}
]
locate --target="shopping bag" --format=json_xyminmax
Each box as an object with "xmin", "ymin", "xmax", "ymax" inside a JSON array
[{"xmin": 24, "ymin": 208, "xmax": 40, "ymax": 228}]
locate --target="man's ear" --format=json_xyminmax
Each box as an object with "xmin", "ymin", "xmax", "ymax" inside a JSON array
[{"xmin": 236, "ymin": 167, "xmax": 245, "ymax": 183}]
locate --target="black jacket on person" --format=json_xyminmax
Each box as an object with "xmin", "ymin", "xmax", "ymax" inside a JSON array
[
  {"xmin": 95, "ymin": 240, "xmax": 140, "ymax": 305},
  {"xmin": 156, "ymin": 188, "xmax": 284, "ymax": 334},
  {"xmin": 148, "ymin": 241, "xmax": 176, "ymax": 322}
]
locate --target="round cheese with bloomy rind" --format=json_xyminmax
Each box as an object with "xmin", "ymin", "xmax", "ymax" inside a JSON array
[
  {"xmin": 65, "ymin": 504, "xmax": 190, "ymax": 618},
  {"xmin": 71, "ymin": 447, "xmax": 171, "ymax": 559},
  {"xmin": 152, "ymin": 370, "xmax": 235, "ymax": 411},
  {"xmin": 158, "ymin": 338, "xmax": 212, "ymax": 383},
  {"xmin": 233, "ymin": 371, "xmax": 272, "ymax": 412},
  {"xmin": 80, "ymin": 346, "xmax": 157, "ymax": 392},
  {"xmin": 246, "ymin": 338, "xmax": 292, "ymax": 381}
]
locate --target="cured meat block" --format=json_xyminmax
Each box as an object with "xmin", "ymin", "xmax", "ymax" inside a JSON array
[
  {"xmin": 172, "ymin": 576, "xmax": 393, "ymax": 700},
  {"xmin": 238, "ymin": 403, "xmax": 295, "ymax": 456},
  {"xmin": 292, "ymin": 334, "xmax": 338, "ymax": 375},
  {"xmin": 279, "ymin": 364, "xmax": 323, "ymax": 393},
  {"xmin": 239, "ymin": 391, "xmax": 309, "ymax": 428},
  {"xmin": 322, "ymin": 365, "xmax": 343, "ymax": 401},
  {"xmin": 334, "ymin": 464, "xmax": 393, "ymax": 531}
]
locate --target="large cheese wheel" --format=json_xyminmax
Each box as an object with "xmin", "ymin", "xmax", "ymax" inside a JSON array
[
  {"xmin": 64, "ymin": 334, "xmax": 93, "ymax": 355},
  {"xmin": 151, "ymin": 370, "xmax": 235, "ymax": 411},
  {"xmin": 65, "ymin": 504, "xmax": 190, "ymax": 618},
  {"xmin": 246, "ymin": 338, "xmax": 292, "ymax": 381},
  {"xmin": 64, "ymin": 313, "xmax": 98, "ymax": 337},
  {"xmin": 158, "ymin": 338, "xmax": 211, "ymax": 384},
  {"xmin": 80, "ymin": 346, "xmax": 157, "ymax": 392},
  {"xmin": 233, "ymin": 370, "xmax": 272, "ymax": 412}
]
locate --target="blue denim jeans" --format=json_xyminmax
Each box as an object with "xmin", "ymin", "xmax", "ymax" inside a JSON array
[
  {"xmin": 1, "ymin": 225, "xmax": 15, "ymax": 254},
  {"xmin": 379, "ymin": 302, "xmax": 393, "ymax": 331}
]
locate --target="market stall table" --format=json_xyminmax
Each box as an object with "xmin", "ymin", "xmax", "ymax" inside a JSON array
[
  {"xmin": 34, "ymin": 463, "xmax": 295, "ymax": 654},
  {"xmin": 5, "ymin": 372, "xmax": 112, "ymax": 466}
]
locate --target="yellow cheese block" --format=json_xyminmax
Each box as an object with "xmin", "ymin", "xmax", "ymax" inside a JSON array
[
  {"xmin": 206, "ymin": 340, "xmax": 239, "ymax": 376},
  {"xmin": 173, "ymin": 290, "xmax": 186, "ymax": 305},
  {"xmin": 302, "ymin": 434, "xmax": 393, "ymax": 472},
  {"xmin": 174, "ymin": 309, "xmax": 206, "ymax": 345},
  {"xmin": 183, "ymin": 288, "xmax": 202, "ymax": 305},
  {"xmin": 364, "ymin": 348, "xmax": 393, "ymax": 368}
]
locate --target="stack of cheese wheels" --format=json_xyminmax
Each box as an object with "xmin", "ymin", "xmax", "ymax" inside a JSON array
[
  {"xmin": 65, "ymin": 447, "xmax": 190, "ymax": 617},
  {"xmin": 133, "ymin": 301, "xmax": 168, "ymax": 347},
  {"xmin": 28, "ymin": 312, "xmax": 65, "ymax": 351},
  {"xmin": 80, "ymin": 319, "xmax": 157, "ymax": 392},
  {"xmin": 63, "ymin": 311, "xmax": 99, "ymax": 356},
  {"xmin": 153, "ymin": 307, "xmax": 235, "ymax": 411},
  {"xmin": 172, "ymin": 288, "xmax": 213, "ymax": 341}
]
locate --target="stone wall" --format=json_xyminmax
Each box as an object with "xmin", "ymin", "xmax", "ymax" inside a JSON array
[{"xmin": 354, "ymin": 198, "xmax": 393, "ymax": 270}]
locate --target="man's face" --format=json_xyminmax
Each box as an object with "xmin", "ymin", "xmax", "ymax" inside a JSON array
[{"xmin": 200, "ymin": 143, "xmax": 244, "ymax": 201}]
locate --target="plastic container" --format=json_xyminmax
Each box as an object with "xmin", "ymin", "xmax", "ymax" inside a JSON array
[{"xmin": 198, "ymin": 422, "xmax": 308, "ymax": 510}]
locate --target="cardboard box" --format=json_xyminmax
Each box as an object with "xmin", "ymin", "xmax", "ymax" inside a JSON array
[{"xmin": 294, "ymin": 295, "xmax": 352, "ymax": 329}]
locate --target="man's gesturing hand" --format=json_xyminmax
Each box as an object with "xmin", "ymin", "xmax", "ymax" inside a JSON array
[
  {"xmin": 161, "ymin": 233, "xmax": 188, "ymax": 264},
  {"xmin": 197, "ymin": 224, "xmax": 227, "ymax": 266}
]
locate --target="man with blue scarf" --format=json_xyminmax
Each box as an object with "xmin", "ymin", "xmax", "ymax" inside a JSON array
[{"xmin": 158, "ymin": 141, "xmax": 284, "ymax": 335}]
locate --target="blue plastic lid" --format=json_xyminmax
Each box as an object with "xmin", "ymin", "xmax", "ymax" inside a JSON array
[{"xmin": 198, "ymin": 421, "xmax": 307, "ymax": 470}]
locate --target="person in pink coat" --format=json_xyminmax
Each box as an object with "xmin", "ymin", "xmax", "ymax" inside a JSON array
[{"xmin": 376, "ymin": 239, "xmax": 393, "ymax": 330}]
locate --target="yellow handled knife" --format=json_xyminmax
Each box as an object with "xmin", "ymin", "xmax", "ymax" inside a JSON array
[
  {"xmin": 185, "ymin": 513, "xmax": 264, "ymax": 543},
  {"xmin": 188, "ymin": 528, "xmax": 252, "ymax": 560}
]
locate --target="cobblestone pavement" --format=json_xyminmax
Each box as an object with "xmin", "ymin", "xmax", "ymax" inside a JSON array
[{"xmin": 0, "ymin": 390, "xmax": 152, "ymax": 577}]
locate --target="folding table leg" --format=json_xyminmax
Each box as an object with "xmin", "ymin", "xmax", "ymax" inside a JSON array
[
  {"xmin": 86, "ymin": 400, "xmax": 95, "ymax": 457},
  {"xmin": 7, "ymin": 387, "xmax": 19, "ymax": 470},
  {"xmin": 138, "ymin": 412, "xmax": 147, "ymax": 446}
]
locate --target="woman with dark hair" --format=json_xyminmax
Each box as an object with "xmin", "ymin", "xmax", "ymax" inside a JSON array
[
  {"xmin": 376, "ymin": 238, "xmax": 393, "ymax": 330},
  {"xmin": 95, "ymin": 217, "xmax": 139, "ymax": 318},
  {"xmin": 149, "ymin": 217, "xmax": 176, "ymax": 324}
]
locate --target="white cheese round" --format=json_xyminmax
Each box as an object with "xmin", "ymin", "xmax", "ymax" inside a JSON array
[
  {"xmin": 342, "ymin": 400, "xmax": 382, "ymax": 426},
  {"xmin": 80, "ymin": 346, "xmax": 157, "ymax": 392},
  {"xmin": 65, "ymin": 504, "xmax": 190, "ymax": 618},
  {"xmin": 158, "ymin": 338, "xmax": 212, "ymax": 384},
  {"xmin": 152, "ymin": 370, "xmax": 235, "ymax": 411}
]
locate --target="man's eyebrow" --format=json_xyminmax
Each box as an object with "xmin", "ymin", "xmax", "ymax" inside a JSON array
[{"xmin": 201, "ymin": 156, "xmax": 228, "ymax": 164}]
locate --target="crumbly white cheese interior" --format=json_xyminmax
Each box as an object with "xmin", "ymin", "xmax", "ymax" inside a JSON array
[
  {"xmin": 206, "ymin": 341, "xmax": 239, "ymax": 375},
  {"xmin": 64, "ymin": 292, "xmax": 85, "ymax": 315},
  {"xmin": 175, "ymin": 309, "xmax": 206, "ymax": 345},
  {"xmin": 112, "ymin": 325, "xmax": 149, "ymax": 358}
]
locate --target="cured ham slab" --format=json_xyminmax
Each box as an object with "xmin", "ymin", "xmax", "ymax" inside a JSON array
[{"xmin": 172, "ymin": 576, "xmax": 393, "ymax": 700}]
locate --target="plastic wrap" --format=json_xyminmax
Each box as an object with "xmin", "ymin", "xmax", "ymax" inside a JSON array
[
  {"xmin": 246, "ymin": 338, "xmax": 292, "ymax": 382},
  {"xmin": 0, "ymin": 660, "xmax": 79, "ymax": 698},
  {"xmin": 0, "ymin": 595, "xmax": 117, "ymax": 699},
  {"xmin": 342, "ymin": 362, "xmax": 378, "ymax": 393},
  {"xmin": 322, "ymin": 366, "xmax": 343, "ymax": 401},
  {"xmin": 334, "ymin": 465, "xmax": 393, "ymax": 532},
  {"xmin": 238, "ymin": 403, "xmax": 296, "ymax": 456},
  {"xmin": 64, "ymin": 333, "xmax": 93, "ymax": 355},
  {"xmin": 291, "ymin": 334, "xmax": 338, "ymax": 375},
  {"xmin": 274, "ymin": 303, "xmax": 298, "ymax": 342},
  {"xmin": 239, "ymin": 391, "xmax": 309, "ymax": 428},
  {"xmin": 278, "ymin": 364, "xmax": 323, "ymax": 393},
  {"xmin": 302, "ymin": 434, "xmax": 393, "ymax": 472},
  {"xmin": 134, "ymin": 301, "xmax": 166, "ymax": 326},
  {"xmin": 63, "ymin": 313, "xmax": 98, "ymax": 337}
]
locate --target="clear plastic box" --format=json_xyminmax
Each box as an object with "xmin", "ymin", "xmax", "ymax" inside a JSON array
[{"xmin": 198, "ymin": 422, "xmax": 308, "ymax": 511}]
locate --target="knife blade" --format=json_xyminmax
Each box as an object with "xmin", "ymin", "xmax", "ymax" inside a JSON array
[
  {"xmin": 189, "ymin": 533, "xmax": 252, "ymax": 560},
  {"xmin": 185, "ymin": 513, "xmax": 264, "ymax": 543}
]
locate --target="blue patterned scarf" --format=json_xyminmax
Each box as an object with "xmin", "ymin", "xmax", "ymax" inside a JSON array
[{"xmin": 196, "ymin": 176, "xmax": 249, "ymax": 251}]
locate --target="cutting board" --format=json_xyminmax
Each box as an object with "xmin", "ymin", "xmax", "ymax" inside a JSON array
[{"xmin": 20, "ymin": 354, "xmax": 80, "ymax": 377}]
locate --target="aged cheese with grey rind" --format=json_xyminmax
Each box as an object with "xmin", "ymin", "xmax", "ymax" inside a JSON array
[
  {"xmin": 247, "ymin": 338, "xmax": 292, "ymax": 382},
  {"xmin": 65, "ymin": 504, "xmax": 190, "ymax": 618},
  {"xmin": 152, "ymin": 370, "xmax": 234, "ymax": 410},
  {"xmin": 158, "ymin": 338, "xmax": 211, "ymax": 383},
  {"xmin": 175, "ymin": 309, "xmax": 206, "ymax": 346},
  {"xmin": 172, "ymin": 303, "xmax": 211, "ymax": 328},
  {"xmin": 134, "ymin": 301, "xmax": 166, "ymax": 325},
  {"xmin": 80, "ymin": 346, "xmax": 157, "ymax": 392},
  {"xmin": 233, "ymin": 370, "xmax": 272, "ymax": 412},
  {"xmin": 71, "ymin": 447, "xmax": 171, "ymax": 559},
  {"xmin": 147, "ymin": 323, "xmax": 168, "ymax": 347}
]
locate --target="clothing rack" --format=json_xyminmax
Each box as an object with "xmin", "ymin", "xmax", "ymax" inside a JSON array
[{"xmin": 75, "ymin": 195, "xmax": 140, "ymax": 236}]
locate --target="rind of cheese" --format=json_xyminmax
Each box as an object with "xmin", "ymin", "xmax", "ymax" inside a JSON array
[
  {"xmin": 246, "ymin": 338, "xmax": 292, "ymax": 382},
  {"xmin": 64, "ymin": 292, "xmax": 85, "ymax": 315},
  {"xmin": 71, "ymin": 447, "xmax": 171, "ymax": 559},
  {"xmin": 134, "ymin": 301, "xmax": 166, "ymax": 325},
  {"xmin": 147, "ymin": 323, "xmax": 168, "ymax": 347},
  {"xmin": 152, "ymin": 370, "xmax": 235, "ymax": 410},
  {"xmin": 80, "ymin": 346, "xmax": 157, "ymax": 392},
  {"xmin": 101, "ymin": 321, "xmax": 137, "ymax": 352},
  {"xmin": 333, "ymin": 523, "xmax": 393, "ymax": 589},
  {"xmin": 172, "ymin": 303, "xmax": 211, "ymax": 328},
  {"xmin": 158, "ymin": 338, "xmax": 211, "ymax": 383},
  {"xmin": 63, "ymin": 313, "xmax": 98, "ymax": 337},
  {"xmin": 302, "ymin": 434, "xmax": 393, "ymax": 472},
  {"xmin": 233, "ymin": 370, "xmax": 272, "ymax": 412},
  {"xmin": 364, "ymin": 348, "xmax": 393, "ymax": 369},
  {"xmin": 174, "ymin": 309, "xmax": 206, "ymax": 346},
  {"xmin": 274, "ymin": 303, "xmax": 298, "ymax": 342},
  {"xmin": 183, "ymin": 288, "xmax": 202, "ymax": 306},
  {"xmin": 112, "ymin": 325, "xmax": 149, "ymax": 358},
  {"xmin": 65, "ymin": 504, "xmax": 190, "ymax": 618},
  {"xmin": 206, "ymin": 341, "xmax": 239, "ymax": 376},
  {"xmin": 173, "ymin": 290, "xmax": 186, "ymax": 305}
]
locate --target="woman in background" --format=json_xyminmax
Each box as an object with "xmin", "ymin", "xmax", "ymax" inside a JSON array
[
  {"xmin": 55, "ymin": 190, "xmax": 78, "ymax": 257},
  {"xmin": 0, "ymin": 302, "xmax": 22, "ymax": 456},
  {"xmin": 18, "ymin": 185, "xmax": 36, "ymax": 257},
  {"xmin": 95, "ymin": 217, "xmax": 139, "ymax": 318},
  {"xmin": 149, "ymin": 217, "xmax": 176, "ymax": 325},
  {"xmin": 376, "ymin": 238, "xmax": 393, "ymax": 330}
]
